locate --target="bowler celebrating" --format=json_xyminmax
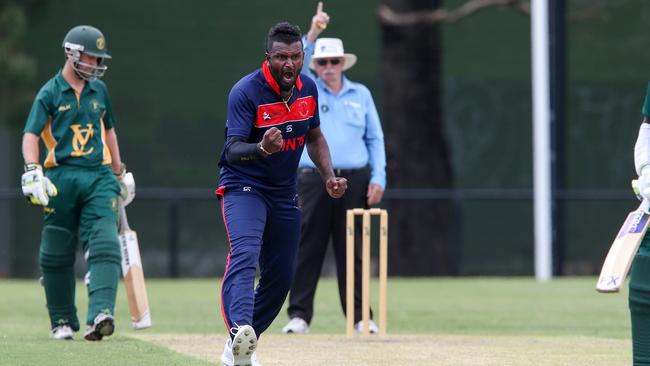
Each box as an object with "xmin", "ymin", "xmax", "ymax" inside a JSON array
[{"xmin": 215, "ymin": 22, "xmax": 347, "ymax": 366}]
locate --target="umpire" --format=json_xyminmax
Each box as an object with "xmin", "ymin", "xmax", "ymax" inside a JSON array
[{"xmin": 283, "ymin": 3, "xmax": 387, "ymax": 334}]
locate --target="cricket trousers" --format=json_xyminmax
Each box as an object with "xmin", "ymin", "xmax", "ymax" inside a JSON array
[
  {"xmin": 40, "ymin": 165, "xmax": 121, "ymax": 330},
  {"xmin": 287, "ymin": 167, "xmax": 373, "ymax": 324},
  {"xmin": 630, "ymin": 231, "xmax": 650, "ymax": 365},
  {"xmin": 217, "ymin": 184, "xmax": 300, "ymax": 337}
]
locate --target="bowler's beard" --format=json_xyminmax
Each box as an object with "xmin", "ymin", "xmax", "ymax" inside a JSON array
[{"xmin": 271, "ymin": 64, "xmax": 301, "ymax": 92}]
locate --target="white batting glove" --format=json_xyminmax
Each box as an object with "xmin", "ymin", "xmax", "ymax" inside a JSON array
[
  {"xmin": 21, "ymin": 163, "xmax": 58, "ymax": 206},
  {"xmin": 635, "ymin": 166, "xmax": 650, "ymax": 202},
  {"xmin": 116, "ymin": 168, "xmax": 135, "ymax": 206}
]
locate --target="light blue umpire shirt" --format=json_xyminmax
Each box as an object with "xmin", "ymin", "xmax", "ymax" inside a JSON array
[{"xmin": 299, "ymin": 36, "xmax": 387, "ymax": 189}]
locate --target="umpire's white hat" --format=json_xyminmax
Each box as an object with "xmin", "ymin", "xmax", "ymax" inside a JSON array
[{"xmin": 309, "ymin": 38, "xmax": 357, "ymax": 71}]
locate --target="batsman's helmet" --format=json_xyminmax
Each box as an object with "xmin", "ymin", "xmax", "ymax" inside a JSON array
[{"xmin": 62, "ymin": 25, "xmax": 111, "ymax": 81}]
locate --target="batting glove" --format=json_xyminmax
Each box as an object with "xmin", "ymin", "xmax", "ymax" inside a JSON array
[
  {"xmin": 115, "ymin": 164, "xmax": 135, "ymax": 206},
  {"xmin": 21, "ymin": 163, "xmax": 58, "ymax": 206}
]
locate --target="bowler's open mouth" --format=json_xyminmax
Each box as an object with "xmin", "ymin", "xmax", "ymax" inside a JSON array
[{"xmin": 282, "ymin": 70, "xmax": 295, "ymax": 83}]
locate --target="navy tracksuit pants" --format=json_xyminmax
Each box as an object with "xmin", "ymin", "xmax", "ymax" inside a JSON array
[{"xmin": 217, "ymin": 185, "xmax": 300, "ymax": 337}]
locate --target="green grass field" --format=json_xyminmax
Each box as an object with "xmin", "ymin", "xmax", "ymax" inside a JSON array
[{"xmin": 0, "ymin": 277, "xmax": 633, "ymax": 365}]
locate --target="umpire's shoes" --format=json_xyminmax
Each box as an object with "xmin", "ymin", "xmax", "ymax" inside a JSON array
[
  {"xmin": 84, "ymin": 312, "xmax": 115, "ymax": 341},
  {"xmin": 282, "ymin": 317, "xmax": 309, "ymax": 334},
  {"xmin": 221, "ymin": 324, "xmax": 261, "ymax": 366},
  {"xmin": 355, "ymin": 319, "xmax": 379, "ymax": 334},
  {"xmin": 51, "ymin": 324, "xmax": 74, "ymax": 340}
]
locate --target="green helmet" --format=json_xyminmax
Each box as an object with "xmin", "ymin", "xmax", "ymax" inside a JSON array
[{"xmin": 62, "ymin": 25, "xmax": 111, "ymax": 80}]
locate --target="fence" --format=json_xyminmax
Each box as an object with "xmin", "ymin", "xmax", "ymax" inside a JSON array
[{"xmin": 0, "ymin": 187, "xmax": 635, "ymax": 278}]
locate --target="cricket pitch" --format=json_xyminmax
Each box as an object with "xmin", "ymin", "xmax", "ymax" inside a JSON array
[{"xmin": 130, "ymin": 333, "xmax": 630, "ymax": 366}]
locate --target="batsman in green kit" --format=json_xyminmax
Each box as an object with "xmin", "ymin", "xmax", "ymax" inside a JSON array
[
  {"xmin": 630, "ymin": 81, "xmax": 650, "ymax": 364},
  {"xmin": 21, "ymin": 25, "xmax": 135, "ymax": 341}
]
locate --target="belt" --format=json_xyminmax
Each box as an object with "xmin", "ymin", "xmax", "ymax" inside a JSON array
[{"xmin": 299, "ymin": 167, "xmax": 365, "ymax": 176}]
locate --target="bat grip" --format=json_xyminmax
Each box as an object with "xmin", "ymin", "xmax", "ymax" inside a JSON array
[
  {"xmin": 641, "ymin": 199, "xmax": 650, "ymax": 213},
  {"xmin": 118, "ymin": 199, "xmax": 131, "ymax": 231}
]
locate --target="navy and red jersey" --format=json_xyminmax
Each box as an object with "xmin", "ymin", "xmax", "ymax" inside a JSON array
[{"xmin": 218, "ymin": 62, "xmax": 320, "ymax": 192}]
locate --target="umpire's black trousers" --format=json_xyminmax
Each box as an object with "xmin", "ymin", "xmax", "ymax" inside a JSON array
[{"xmin": 287, "ymin": 167, "xmax": 373, "ymax": 324}]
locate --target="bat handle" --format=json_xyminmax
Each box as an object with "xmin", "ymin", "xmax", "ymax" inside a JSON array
[
  {"xmin": 641, "ymin": 199, "xmax": 650, "ymax": 213},
  {"xmin": 118, "ymin": 199, "xmax": 131, "ymax": 231},
  {"xmin": 633, "ymin": 179, "xmax": 650, "ymax": 212}
]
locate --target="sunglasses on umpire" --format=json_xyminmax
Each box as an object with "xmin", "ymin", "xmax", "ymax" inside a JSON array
[{"xmin": 316, "ymin": 58, "xmax": 342, "ymax": 66}]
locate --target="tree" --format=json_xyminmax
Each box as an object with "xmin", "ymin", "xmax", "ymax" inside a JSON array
[
  {"xmin": 380, "ymin": 0, "xmax": 453, "ymax": 275},
  {"xmin": 0, "ymin": 0, "xmax": 45, "ymax": 277},
  {"xmin": 378, "ymin": 0, "xmax": 607, "ymax": 275},
  {"xmin": 0, "ymin": 1, "xmax": 40, "ymax": 127}
]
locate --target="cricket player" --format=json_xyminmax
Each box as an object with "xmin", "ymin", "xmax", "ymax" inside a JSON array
[
  {"xmin": 216, "ymin": 22, "xmax": 347, "ymax": 366},
  {"xmin": 631, "ymin": 81, "xmax": 650, "ymax": 364},
  {"xmin": 21, "ymin": 25, "xmax": 134, "ymax": 341}
]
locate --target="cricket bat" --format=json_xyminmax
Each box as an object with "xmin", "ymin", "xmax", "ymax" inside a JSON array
[
  {"xmin": 118, "ymin": 200, "xmax": 152, "ymax": 329},
  {"xmin": 596, "ymin": 196, "xmax": 650, "ymax": 293}
]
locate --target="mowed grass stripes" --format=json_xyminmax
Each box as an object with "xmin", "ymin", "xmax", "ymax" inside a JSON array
[{"xmin": 0, "ymin": 277, "xmax": 632, "ymax": 365}]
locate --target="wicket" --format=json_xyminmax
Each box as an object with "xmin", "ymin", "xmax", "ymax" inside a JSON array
[{"xmin": 346, "ymin": 208, "xmax": 388, "ymax": 337}]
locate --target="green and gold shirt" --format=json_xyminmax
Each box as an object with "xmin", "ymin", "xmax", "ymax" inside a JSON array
[{"xmin": 24, "ymin": 71, "xmax": 115, "ymax": 168}]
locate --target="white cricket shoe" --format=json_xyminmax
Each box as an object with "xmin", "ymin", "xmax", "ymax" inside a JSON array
[
  {"xmin": 220, "ymin": 324, "xmax": 261, "ymax": 366},
  {"xmin": 281, "ymin": 317, "xmax": 309, "ymax": 334},
  {"xmin": 84, "ymin": 312, "xmax": 114, "ymax": 341},
  {"xmin": 50, "ymin": 324, "xmax": 74, "ymax": 340},
  {"xmin": 355, "ymin": 319, "xmax": 379, "ymax": 334}
]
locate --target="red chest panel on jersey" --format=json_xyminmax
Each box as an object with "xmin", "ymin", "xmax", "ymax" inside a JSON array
[{"xmin": 255, "ymin": 96, "xmax": 316, "ymax": 128}]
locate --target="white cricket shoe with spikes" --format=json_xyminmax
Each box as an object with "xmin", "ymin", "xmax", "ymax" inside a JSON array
[
  {"xmin": 221, "ymin": 324, "xmax": 261, "ymax": 366},
  {"xmin": 84, "ymin": 312, "xmax": 114, "ymax": 341},
  {"xmin": 51, "ymin": 324, "xmax": 74, "ymax": 340}
]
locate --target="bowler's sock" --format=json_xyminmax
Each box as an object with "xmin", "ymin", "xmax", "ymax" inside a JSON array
[
  {"xmin": 630, "ymin": 253, "xmax": 650, "ymax": 365},
  {"xmin": 86, "ymin": 262, "xmax": 120, "ymax": 325}
]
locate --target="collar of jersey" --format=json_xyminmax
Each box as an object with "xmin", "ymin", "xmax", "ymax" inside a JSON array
[
  {"xmin": 55, "ymin": 70, "xmax": 99, "ymax": 94},
  {"xmin": 261, "ymin": 62, "xmax": 303, "ymax": 96},
  {"xmin": 317, "ymin": 75, "xmax": 357, "ymax": 96}
]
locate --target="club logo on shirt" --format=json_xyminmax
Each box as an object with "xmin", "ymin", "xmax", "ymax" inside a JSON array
[
  {"xmin": 91, "ymin": 100, "xmax": 100, "ymax": 112},
  {"xmin": 297, "ymin": 100, "xmax": 309, "ymax": 117},
  {"xmin": 70, "ymin": 123, "xmax": 95, "ymax": 157},
  {"xmin": 58, "ymin": 105, "xmax": 72, "ymax": 112}
]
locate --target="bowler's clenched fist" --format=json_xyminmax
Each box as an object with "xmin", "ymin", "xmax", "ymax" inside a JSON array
[
  {"xmin": 261, "ymin": 127, "xmax": 283, "ymax": 154},
  {"xmin": 326, "ymin": 176, "xmax": 347, "ymax": 198}
]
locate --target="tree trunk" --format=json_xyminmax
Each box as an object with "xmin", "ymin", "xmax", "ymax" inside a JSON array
[{"xmin": 380, "ymin": 0, "xmax": 454, "ymax": 275}]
